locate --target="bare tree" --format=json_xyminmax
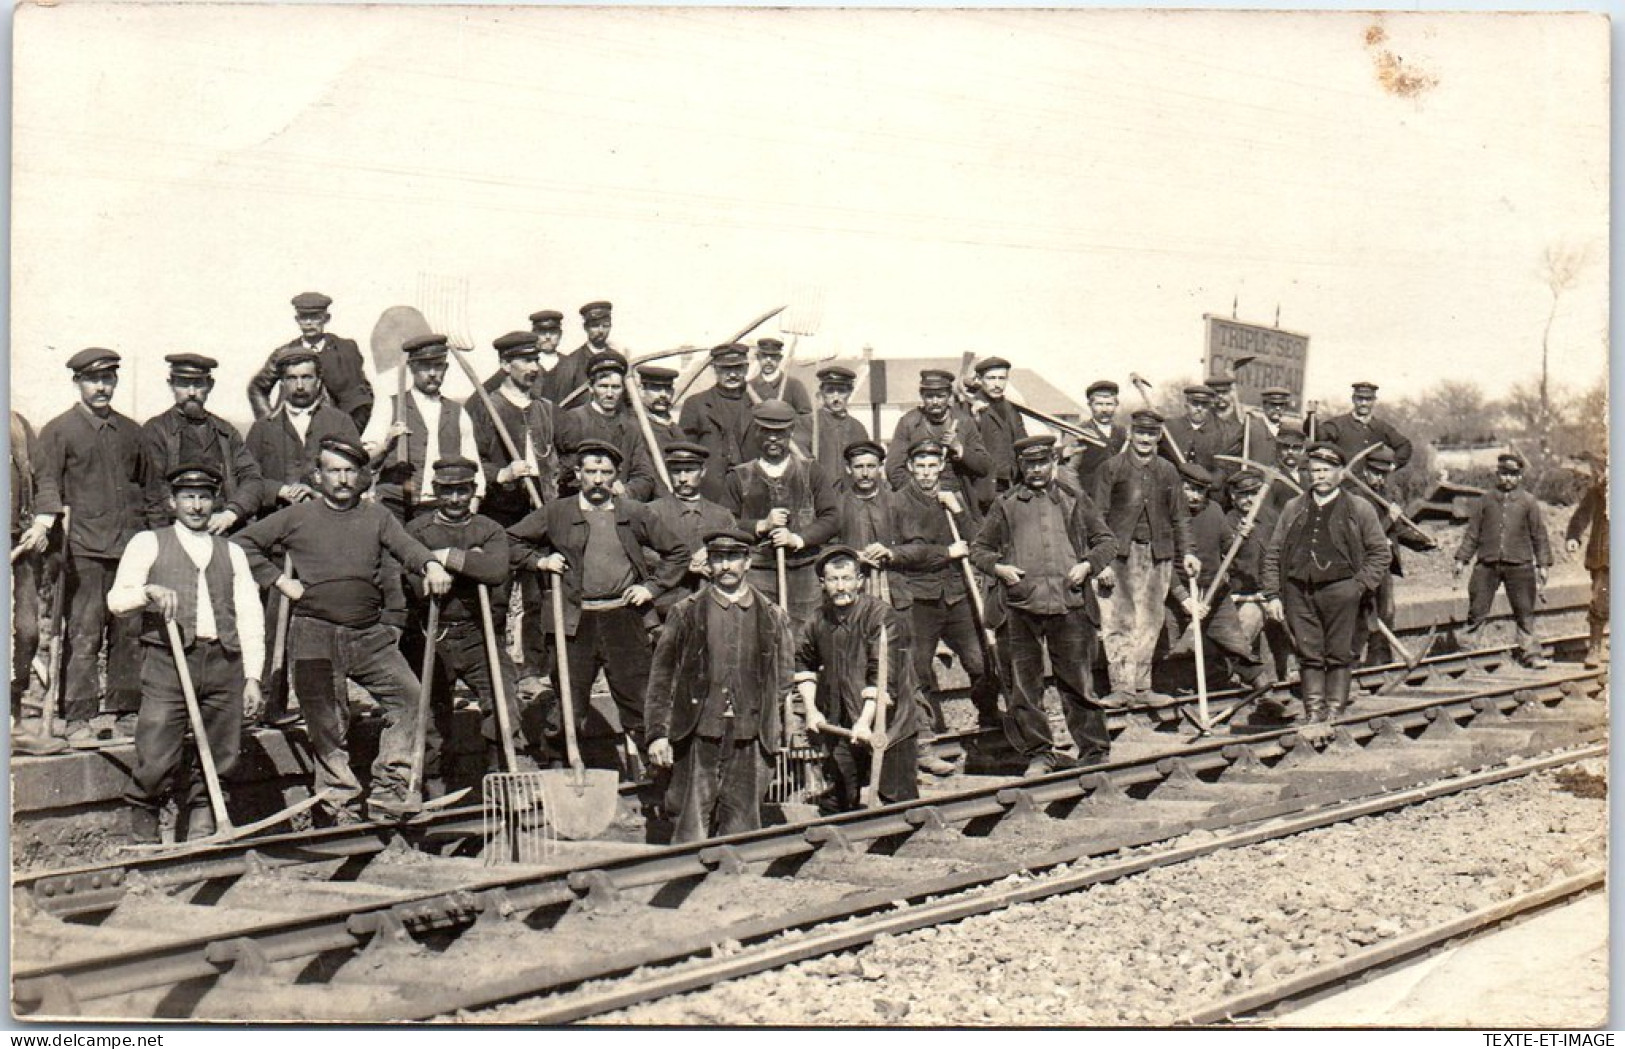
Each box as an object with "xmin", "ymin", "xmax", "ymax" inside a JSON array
[{"xmin": 1537, "ymin": 243, "xmax": 1594, "ymax": 448}]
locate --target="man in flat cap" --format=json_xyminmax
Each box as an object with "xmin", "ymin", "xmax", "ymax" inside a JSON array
[
  {"xmin": 792, "ymin": 365, "xmax": 870, "ymax": 480},
  {"xmin": 1350, "ymin": 444, "xmax": 1436, "ymax": 665},
  {"xmin": 1453, "ymin": 452, "xmax": 1552, "ymax": 668},
  {"xmin": 833, "ymin": 439, "xmax": 906, "ymax": 598},
  {"xmin": 1265, "ymin": 419, "xmax": 1310, "ymax": 517},
  {"xmin": 140, "ymin": 354, "xmax": 262, "ymax": 534},
  {"xmin": 643, "ymin": 442, "xmax": 739, "ymax": 617},
  {"xmin": 1093, "ymin": 408, "xmax": 1198, "ymax": 705},
  {"xmin": 108, "ymin": 464, "xmax": 266, "ymax": 843},
  {"xmin": 554, "ymin": 300, "xmax": 619, "ymax": 410},
  {"xmin": 793, "ymin": 546, "xmax": 920, "ymax": 812},
  {"xmin": 248, "ymin": 292, "xmax": 373, "ymax": 431},
  {"xmin": 1566, "ymin": 451, "xmax": 1609, "ymax": 668},
  {"xmin": 235, "ymin": 435, "xmax": 454, "ymax": 822},
  {"xmin": 1204, "ymin": 373, "xmax": 1245, "ymax": 460},
  {"xmin": 885, "ymin": 369, "xmax": 993, "ymax": 507},
  {"xmin": 971, "ymin": 435, "xmax": 1117, "ymax": 775},
  {"xmin": 1320, "ymin": 382, "xmax": 1412, "ymax": 472},
  {"xmin": 1262, "ymin": 443, "xmax": 1390, "ymax": 723},
  {"xmin": 362, "ymin": 334, "xmax": 484, "ymax": 524},
  {"xmin": 646, "ymin": 528, "xmax": 795, "ymax": 843},
  {"xmin": 557, "ymin": 351, "xmax": 659, "ymax": 501},
  {"xmin": 634, "ymin": 365, "xmax": 686, "ymax": 451},
  {"xmin": 749, "ymin": 337, "xmax": 813, "ymax": 414},
  {"xmin": 245, "ymin": 348, "xmax": 362, "ymax": 520},
  {"xmin": 509, "ymin": 440, "xmax": 689, "ymax": 773},
  {"xmin": 1241, "ymin": 386, "xmax": 1296, "ymax": 468},
  {"xmin": 402, "ymin": 457, "xmax": 528, "ymax": 790},
  {"xmin": 1162, "ymin": 384, "xmax": 1242, "ymax": 478},
  {"xmin": 967, "ymin": 356, "xmax": 1028, "ymax": 498},
  {"xmin": 534, "ymin": 309, "xmax": 589, "ymax": 406},
  {"xmin": 1222, "ymin": 469, "xmax": 1290, "ymax": 712},
  {"xmin": 680, "ymin": 344, "xmax": 765, "ymax": 504},
  {"xmin": 1071, "ymin": 379, "xmax": 1128, "ymax": 495},
  {"xmin": 24, "ymin": 349, "xmax": 149, "ymax": 744},
  {"xmin": 722, "ymin": 400, "xmax": 840, "ymax": 626}
]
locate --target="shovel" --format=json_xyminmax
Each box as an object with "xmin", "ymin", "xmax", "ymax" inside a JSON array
[
  {"xmin": 860, "ymin": 615, "xmax": 890, "ymax": 809},
  {"xmin": 538, "ymin": 578, "xmax": 618, "ymax": 840}
]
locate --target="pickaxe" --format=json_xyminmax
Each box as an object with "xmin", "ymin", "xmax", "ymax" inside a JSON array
[
  {"xmin": 1341, "ymin": 443, "xmax": 1428, "ymax": 535},
  {"xmin": 1374, "ymin": 620, "xmax": 1439, "ymax": 696},
  {"xmin": 1215, "ymin": 454, "xmax": 1302, "ymax": 497}
]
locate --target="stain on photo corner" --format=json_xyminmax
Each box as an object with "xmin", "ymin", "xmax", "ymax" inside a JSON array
[{"xmin": 1365, "ymin": 20, "xmax": 1439, "ymax": 100}]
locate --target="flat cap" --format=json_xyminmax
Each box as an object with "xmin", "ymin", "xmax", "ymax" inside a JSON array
[
  {"xmin": 816, "ymin": 365, "xmax": 856, "ymax": 386},
  {"xmin": 1365, "ymin": 445, "xmax": 1396, "ymax": 470},
  {"xmin": 431, "ymin": 456, "xmax": 480, "ymax": 485},
  {"xmin": 290, "ymin": 291, "xmax": 333, "ymax": 314},
  {"xmin": 662, "ymin": 440, "xmax": 709, "ymax": 466},
  {"xmin": 1306, "ymin": 442, "xmax": 1346, "ymax": 467},
  {"xmin": 703, "ymin": 528, "xmax": 755, "ymax": 554},
  {"xmin": 67, "ymin": 347, "xmax": 121, "ymax": 375},
  {"xmin": 1276, "ymin": 420, "xmax": 1307, "ymax": 439},
  {"xmin": 1178, "ymin": 461, "xmax": 1214, "ymax": 489},
  {"xmin": 907, "ymin": 437, "xmax": 946, "ymax": 460},
  {"xmin": 1085, "ymin": 380, "xmax": 1119, "ymax": 399},
  {"xmin": 1205, "ymin": 374, "xmax": 1236, "ymax": 391},
  {"xmin": 318, "ymin": 434, "xmax": 369, "ymax": 467},
  {"xmin": 579, "ymin": 301, "xmax": 613, "ymax": 322},
  {"xmin": 573, "ymin": 439, "xmax": 623, "ymax": 467},
  {"xmin": 636, "ymin": 365, "xmax": 678, "ymax": 385},
  {"xmin": 815, "ymin": 544, "xmax": 867, "ymax": 577},
  {"xmin": 493, "ymin": 331, "xmax": 540, "ymax": 358},
  {"xmin": 1351, "ymin": 381, "xmax": 1379, "ymax": 395},
  {"xmin": 755, "ymin": 337, "xmax": 785, "ymax": 354},
  {"xmin": 586, "ymin": 350, "xmax": 628, "ymax": 377},
  {"xmin": 843, "ymin": 439, "xmax": 885, "ymax": 463},
  {"xmin": 529, "ymin": 309, "xmax": 563, "ymax": 329},
  {"xmin": 973, "ymin": 356, "xmax": 1012, "ymax": 375},
  {"xmin": 275, "ymin": 347, "xmax": 321, "ymax": 372},
  {"xmin": 165, "ymin": 353, "xmax": 218, "ymax": 377},
  {"xmin": 1013, "ymin": 434, "xmax": 1058, "ymax": 459},
  {"xmin": 402, "ymin": 334, "xmax": 449, "ymax": 361},
  {"xmin": 752, "ymin": 399, "xmax": 797, "ymax": 430},
  {"xmin": 166, "ymin": 462, "xmax": 223, "ymax": 491},
  {"xmin": 1497, "ymin": 452, "xmax": 1526, "ymax": 472},
  {"xmin": 1261, "ymin": 386, "xmax": 1292, "ymax": 403},
  {"xmin": 1228, "ymin": 470, "xmax": 1264, "ymax": 496},
  {"xmin": 709, "ymin": 343, "xmax": 750, "ymax": 366},
  {"xmin": 1129, "ymin": 408, "xmax": 1165, "ymax": 431},
  {"xmin": 918, "ymin": 369, "xmax": 956, "ymax": 391},
  {"xmin": 1183, "ymin": 384, "xmax": 1216, "ymax": 404}
]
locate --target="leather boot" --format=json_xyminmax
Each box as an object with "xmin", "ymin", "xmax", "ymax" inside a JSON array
[
  {"xmin": 185, "ymin": 805, "xmax": 217, "ymax": 841},
  {"xmin": 1299, "ymin": 667, "xmax": 1327, "ymax": 723},
  {"xmin": 1585, "ymin": 621, "xmax": 1605, "ymax": 669},
  {"xmin": 1326, "ymin": 666, "xmax": 1353, "ymax": 718},
  {"xmin": 129, "ymin": 806, "xmax": 161, "ymax": 845}
]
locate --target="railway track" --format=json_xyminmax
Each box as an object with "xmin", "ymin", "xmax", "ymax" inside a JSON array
[{"xmin": 11, "ymin": 637, "xmax": 1606, "ymax": 1022}]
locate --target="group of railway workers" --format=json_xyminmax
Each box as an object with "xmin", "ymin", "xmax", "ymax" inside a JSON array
[{"xmin": 8, "ymin": 293, "xmax": 1608, "ymax": 845}]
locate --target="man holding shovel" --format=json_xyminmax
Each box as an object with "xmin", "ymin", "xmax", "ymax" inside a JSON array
[{"xmin": 108, "ymin": 464, "xmax": 265, "ymax": 844}]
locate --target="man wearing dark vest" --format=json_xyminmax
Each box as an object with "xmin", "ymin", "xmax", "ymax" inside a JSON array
[
  {"xmin": 557, "ymin": 351, "xmax": 659, "ymax": 501},
  {"xmin": 25, "ymin": 348, "xmax": 149, "ymax": 744},
  {"xmin": 885, "ymin": 369, "xmax": 993, "ymax": 506},
  {"xmin": 792, "ymin": 365, "xmax": 870, "ymax": 480},
  {"xmin": 646, "ymin": 528, "xmax": 794, "ymax": 843},
  {"xmin": 1094, "ymin": 408, "xmax": 1198, "ymax": 705},
  {"xmin": 1264, "ymin": 420, "xmax": 1310, "ymax": 517},
  {"xmin": 1321, "ymin": 381, "xmax": 1413, "ymax": 472},
  {"xmin": 1454, "ymin": 452, "xmax": 1552, "ymax": 668},
  {"xmin": 968, "ymin": 356, "xmax": 1028, "ymax": 497},
  {"xmin": 1262, "ymin": 443, "xmax": 1390, "ymax": 723},
  {"xmin": 1071, "ymin": 379, "xmax": 1128, "ymax": 495},
  {"xmin": 235, "ymin": 436, "xmax": 453, "ymax": 823},
  {"xmin": 971, "ymin": 435, "xmax": 1118, "ymax": 776},
  {"xmin": 109, "ymin": 464, "xmax": 265, "ymax": 843},
  {"xmin": 1351, "ymin": 444, "xmax": 1435, "ymax": 665},
  {"xmin": 749, "ymin": 337, "xmax": 813, "ymax": 413},
  {"xmin": 362, "ymin": 333, "xmax": 483, "ymax": 522},
  {"xmin": 484, "ymin": 309, "xmax": 583, "ymax": 406},
  {"xmin": 244, "ymin": 349, "xmax": 361, "ymax": 519},
  {"xmin": 140, "ymin": 354, "xmax": 262, "ymax": 532},
  {"xmin": 722, "ymin": 400, "xmax": 840, "ymax": 626},
  {"xmin": 247, "ymin": 291, "xmax": 373, "ymax": 431},
  {"xmin": 508, "ymin": 441, "xmax": 689, "ymax": 766},
  {"xmin": 680, "ymin": 343, "xmax": 763, "ymax": 504},
  {"xmin": 643, "ymin": 442, "xmax": 738, "ymax": 618},
  {"xmin": 1241, "ymin": 386, "xmax": 1295, "ymax": 469},
  {"xmin": 1566, "ymin": 451, "xmax": 1608, "ymax": 668},
  {"xmin": 634, "ymin": 365, "xmax": 686, "ymax": 451}
]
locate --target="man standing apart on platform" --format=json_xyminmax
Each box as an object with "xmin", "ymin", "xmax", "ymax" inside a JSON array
[
  {"xmin": 235, "ymin": 436, "xmax": 453, "ymax": 823},
  {"xmin": 109, "ymin": 465, "xmax": 265, "ymax": 843},
  {"xmin": 646, "ymin": 529, "xmax": 794, "ymax": 843},
  {"xmin": 140, "ymin": 354, "xmax": 262, "ymax": 532},
  {"xmin": 680, "ymin": 344, "xmax": 762, "ymax": 504},
  {"xmin": 26, "ymin": 349, "xmax": 149, "ymax": 745},
  {"xmin": 1453, "ymin": 452, "xmax": 1552, "ymax": 669},
  {"xmin": 1094, "ymin": 409, "xmax": 1197, "ymax": 705},
  {"xmin": 363, "ymin": 334, "xmax": 484, "ymax": 523},
  {"xmin": 1566, "ymin": 451, "xmax": 1608, "ymax": 668},
  {"xmin": 969, "ymin": 356, "xmax": 1027, "ymax": 499},
  {"xmin": 1321, "ymin": 381, "xmax": 1412, "ymax": 472},
  {"xmin": 972, "ymin": 436, "xmax": 1117, "ymax": 776},
  {"xmin": 247, "ymin": 292, "xmax": 373, "ymax": 431},
  {"xmin": 1262, "ymin": 443, "xmax": 1390, "ymax": 723}
]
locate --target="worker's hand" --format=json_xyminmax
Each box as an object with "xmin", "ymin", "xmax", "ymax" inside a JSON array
[
  {"xmin": 241, "ymin": 679, "xmax": 265, "ymax": 724},
  {"xmin": 647, "ymin": 737, "xmax": 674, "ymax": 768},
  {"xmin": 384, "ymin": 421, "xmax": 412, "ymax": 445},
  {"xmin": 143, "ymin": 584, "xmax": 180, "ymax": 621},
  {"xmin": 943, "ymin": 435, "xmax": 965, "ymax": 460},
  {"xmin": 860, "ymin": 542, "xmax": 892, "ymax": 566},
  {"xmin": 206, "ymin": 509, "xmax": 239, "ymax": 535},
  {"xmin": 17, "ymin": 519, "xmax": 51, "ymax": 554},
  {"xmin": 536, "ymin": 553, "xmax": 568, "ymax": 575},
  {"xmin": 279, "ymin": 483, "xmax": 315, "ymax": 504},
  {"xmin": 1183, "ymin": 554, "xmax": 1202, "ymax": 581},
  {"xmin": 1066, "ymin": 561, "xmax": 1092, "ymax": 588},
  {"xmin": 937, "ymin": 490, "xmax": 965, "ymax": 515},
  {"xmin": 499, "ymin": 460, "xmax": 538, "ymax": 483},
  {"xmin": 1182, "ymin": 595, "xmax": 1209, "ymax": 621},
  {"xmin": 622, "ymin": 584, "xmax": 654, "ymax": 607},
  {"xmin": 948, "ymin": 540, "xmax": 970, "ymax": 560},
  {"xmin": 770, "ymin": 528, "xmax": 804, "ymax": 550},
  {"xmin": 851, "ymin": 719, "xmax": 874, "ymax": 746},
  {"xmin": 1095, "ymin": 564, "xmax": 1117, "ymax": 591},
  {"xmin": 275, "ymin": 575, "xmax": 305, "ymax": 603},
  {"xmin": 1264, "ymin": 597, "xmax": 1284, "ymax": 622},
  {"xmin": 1537, "ymin": 567, "xmax": 1550, "ymax": 589},
  {"xmin": 994, "ymin": 563, "xmax": 1025, "ymax": 586},
  {"xmin": 423, "ymin": 561, "xmax": 454, "ymax": 597},
  {"xmin": 687, "ymin": 548, "xmax": 711, "ymax": 575},
  {"xmin": 612, "ymin": 480, "xmax": 628, "ymax": 498},
  {"xmin": 802, "ymin": 702, "xmax": 826, "ymax": 736},
  {"xmin": 1567, "ymin": 538, "xmax": 1581, "ymax": 555},
  {"xmin": 762, "ymin": 507, "xmax": 791, "ymax": 530}
]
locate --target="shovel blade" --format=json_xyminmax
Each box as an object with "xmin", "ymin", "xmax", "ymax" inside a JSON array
[{"xmin": 538, "ymin": 767, "xmax": 620, "ymax": 841}]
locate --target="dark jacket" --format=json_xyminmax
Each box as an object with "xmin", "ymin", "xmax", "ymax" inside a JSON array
[
  {"xmin": 680, "ymin": 387, "xmax": 764, "ymax": 504},
  {"xmin": 35, "ymin": 404, "xmax": 147, "ymax": 559},
  {"xmin": 1567, "ymin": 482, "xmax": 1609, "ymax": 572},
  {"xmin": 970, "ymin": 482, "xmax": 1118, "ymax": 617},
  {"xmin": 141, "ymin": 407, "xmax": 263, "ymax": 527},
  {"xmin": 722, "ymin": 457, "xmax": 840, "ymax": 572},
  {"xmin": 645, "ymin": 585, "xmax": 794, "ymax": 750},
  {"xmin": 1262, "ymin": 490, "xmax": 1391, "ymax": 597},
  {"xmin": 793, "ymin": 593, "xmax": 918, "ymax": 741},
  {"xmin": 884, "ymin": 405, "xmax": 993, "ymax": 503},
  {"xmin": 1349, "ymin": 481, "xmax": 1434, "ymax": 577},
  {"xmin": 643, "ymin": 494, "xmax": 738, "ymax": 612},
  {"xmin": 833, "ymin": 486, "xmax": 910, "ymax": 609},
  {"xmin": 1092, "ymin": 449, "xmax": 1194, "ymax": 563},
  {"xmin": 506, "ymin": 496, "xmax": 689, "ymax": 636},
  {"xmin": 749, "ymin": 374, "xmax": 814, "ymax": 414},
  {"xmin": 1455, "ymin": 487, "xmax": 1551, "ymax": 568},
  {"xmin": 1170, "ymin": 500, "xmax": 1232, "ymax": 603},
  {"xmin": 1321, "ymin": 411, "xmax": 1413, "ymax": 471},
  {"xmin": 405, "ymin": 512, "xmax": 512, "ymax": 626},
  {"xmin": 887, "ymin": 481, "xmax": 979, "ymax": 606},
  {"xmin": 792, "ymin": 410, "xmax": 870, "ymax": 481},
  {"xmin": 244, "ymin": 404, "xmax": 361, "ymax": 516},
  {"xmin": 248, "ymin": 334, "xmax": 373, "ymax": 431},
  {"xmin": 465, "ymin": 385, "xmax": 559, "ymax": 524},
  {"xmin": 973, "ymin": 397, "xmax": 1028, "ymax": 488},
  {"xmin": 1070, "ymin": 420, "xmax": 1127, "ymax": 495},
  {"xmin": 1162, "ymin": 415, "xmax": 1242, "ymax": 472},
  {"xmin": 556, "ymin": 403, "xmax": 659, "ymax": 501}
]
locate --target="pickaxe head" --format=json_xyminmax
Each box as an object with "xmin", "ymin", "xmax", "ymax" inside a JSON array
[
  {"xmin": 1216, "ymin": 454, "xmax": 1302, "ymax": 495},
  {"xmin": 1231, "ymin": 354, "xmax": 1257, "ymax": 372},
  {"xmin": 1128, "ymin": 372, "xmax": 1154, "ymax": 408}
]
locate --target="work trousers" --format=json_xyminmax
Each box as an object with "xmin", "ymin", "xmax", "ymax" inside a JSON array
[
  {"xmin": 1098, "ymin": 541, "xmax": 1173, "ymax": 695},
  {"xmin": 1175, "ymin": 594, "xmax": 1267, "ymax": 688},
  {"xmin": 1236, "ymin": 597, "xmax": 1292, "ymax": 683},
  {"xmin": 666, "ymin": 731, "xmax": 770, "ymax": 844},
  {"xmin": 64, "ymin": 555, "xmax": 142, "ymax": 719},
  {"xmin": 910, "ymin": 597, "xmax": 999, "ymax": 733},
  {"xmin": 749, "ymin": 561, "xmax": 819, "ymax": 627},
  {"xmin": 12, "ymin": 547, "xmax": 39, "ymax": 711},
  {"xmin": 1468, "ymin": 562, "xmax": 1543, "ymax": 661},
  {"xmin": 402, "ymin": 618, "xmax": 524, "ymax": 786},
  {"xmin": 289, "ymin": 617, "xmax": 420, "ymax": 817},
  {"xmin": 564, "ymin": 605, "xmax": 651, "ymax": 748},
  {"xmin": 125, "ymin": 640, "xmax": 243, "ymax": 814},
  {"xmin": 1361, "ymin": 573, "xmax": 1398, "ymax": 665},
  {"xmin": 818, "ymin": 732, "xmax": 919, "ymax": 814},
  {"xmin": 1006, "ymin": 606, "xmax": 1109, "ymax": 767},
  {"xmin": 1589, "ymin": 568, "xmax": 1609, "ymax": 628},
  {"xmin": 1281, "ymin": 576, "xmax": 1365, "ymax": 672}
]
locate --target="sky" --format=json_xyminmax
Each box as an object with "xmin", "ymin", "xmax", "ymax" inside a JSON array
[{"xmin": 8, "ymin": 6, "xmax": 1610, "ymax": 428}]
